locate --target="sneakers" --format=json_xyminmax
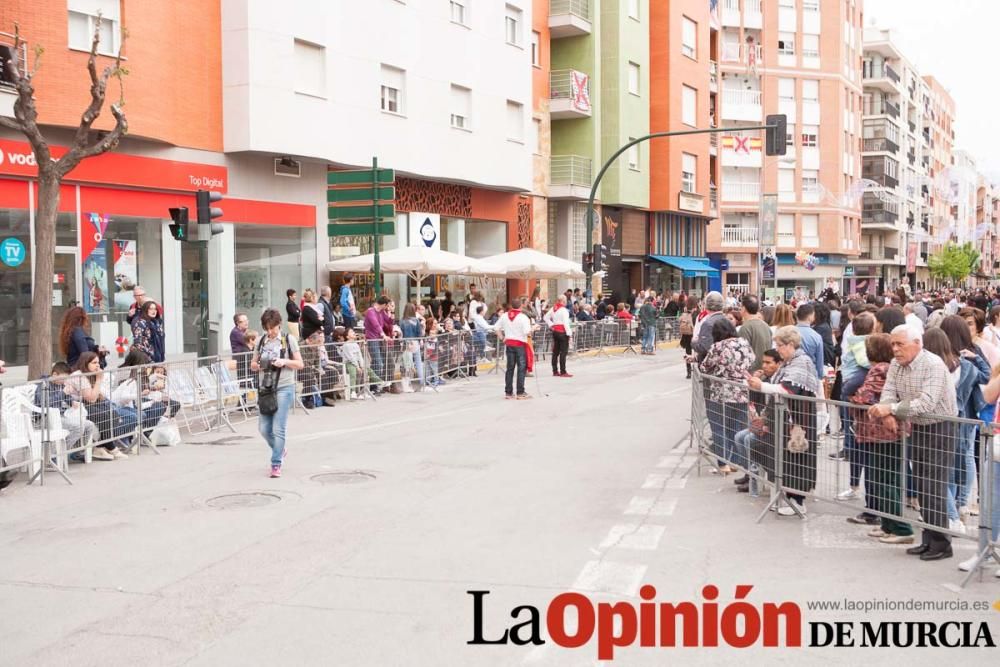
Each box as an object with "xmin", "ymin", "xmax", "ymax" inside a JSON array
[
  {"xmin": 828, "ymin": 449, "xmax": 846, "ymax": 460},
  {"xmin": 504, "ymin": 394, "xmax": 515, "ymax": 400},
  {"xmin": 270, "ymin": 465, "xmax": 282, "ymax": 478},
  {"xmin": 112, "ymin": 448, "xmax": 129, "ymax": 460},
  {"xmin": 879, "ymin": 534, "xmax": 915, "ymax": 544},
  {"xmin": 553, "ymin": 371, "xmax": 561, "ymax": 377},
  {"xmin": 516, "ymin": 394, "xmax": 533, "ymax": 400},
  {"xmin": 323, "ymin": 397, "xmax": 337, "ymax": 407},
  {"xmin": 733, "ymin": 475, "xmax": 750, "ymax": 485},
  {"xmin": 957, "ymin": 554, "xmax": 989, "ymax": 572},
  {"xmin": 777, "ymin": 500, "xmax": 807, "ymax": 517},
  {"xmin": 91, "ymin": 448, "xmax": 114, "ymax": 461},
  {"xmin": 846, "ymin": 513, "xmax": 879, "ymax": 525},
  {"xmin": 868, "ymin": 527, "xmax": 887, "ymax": 538},
  {"xmin": 559, "ymin": 372, "xmax": 573, "ymax": 378},
  {"xmin": 948, "ymin": 519, "xmax": 966, "ymax": 535},
  {"xmin": 836, "ymin": 488, "xmax": 858, "ymax": 501}
]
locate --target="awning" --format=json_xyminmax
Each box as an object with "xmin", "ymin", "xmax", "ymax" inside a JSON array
[{"xmin": 649, "ymin": 255, "xmax": 719, "ymax": 278}]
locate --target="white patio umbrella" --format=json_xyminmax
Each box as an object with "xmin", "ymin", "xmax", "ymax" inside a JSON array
[{"xmin": 478, "ymin": 248, "xmax": 586, "ymax": 280}]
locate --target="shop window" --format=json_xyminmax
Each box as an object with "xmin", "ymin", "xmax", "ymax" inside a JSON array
[{"xmin": 0, "ymin": 209, "xmax": 31, "ymax": 365}]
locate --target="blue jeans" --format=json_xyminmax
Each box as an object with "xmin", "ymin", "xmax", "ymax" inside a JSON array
[
  {"xmin": 505, "ymin": 344, "xmax": 527, "ymax": 396},
  {"xmin": 947, "ymin": 424, "xmax": 978, "ymax": 520},
  {"xmin": 733, "ymin": 428, "xmax": 755, "ymax": 471},
  {"xmin": 642, "ymin": 326, "xmax": 656, "ymax": 353},
  {"xmin": 258, "ymin": 385, "xmax": 294, "ymax": 466},
  {"xmin": 367, "ymin": 340, "xmax": 385, "ymax": 387},
  {"xmin": 706, "ymin": 400, "xmax": 747, "ymax": 468},
  {"xmin": 407, "ymin": 345, "xmax": 425, "ymax": 387},
  {"xmin": 473, "ymin": 330, "xmax": 487, "ymax": 363}
]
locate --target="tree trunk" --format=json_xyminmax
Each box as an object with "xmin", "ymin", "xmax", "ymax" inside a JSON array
[{"xmin": 27, "ymin": 170, "xmax": 60, "ymax": 379}]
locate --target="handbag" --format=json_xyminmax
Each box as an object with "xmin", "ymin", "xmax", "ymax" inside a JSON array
[{"xmin": 257, "ymin": 336, "xmax": 286, "ymax": 416}]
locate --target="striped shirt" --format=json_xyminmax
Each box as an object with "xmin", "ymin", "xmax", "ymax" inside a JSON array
[{"xmin": 879, "ymin": 349, "xmax": 958, "ymax": 424}]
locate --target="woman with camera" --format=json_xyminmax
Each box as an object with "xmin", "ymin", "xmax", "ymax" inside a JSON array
[{"xmin": 251, "ymin": 308, "xmax": 304, "ymax": 478}]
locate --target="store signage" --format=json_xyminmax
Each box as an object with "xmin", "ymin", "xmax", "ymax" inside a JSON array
[
  {"xmin": 843, "ymin": 266, "xmax": 855, "ymax": 277},
  {"xmin": 408, "ymin": 213, "xmax": 440, "ymax": 250},
  {"xmin": 0, "ymin": 139, "xmax": 228, "ymax": 193},
  {"xmin": 327, "ymin": 221, "xmax": 395, "ymax": 237},
  {"xmin": 678, "ymin": 192, "xmax": 703, "ymax": 213},
  {"xmin": 720, "ymin": 259, "xmax": 730, "ymax": 271},
  {"xmin": 0, "ymin": 237, "xmax": 25, "ymax": 267}
]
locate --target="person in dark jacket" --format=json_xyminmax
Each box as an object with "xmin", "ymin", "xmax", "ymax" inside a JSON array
[
  {"xmin": 59, "ymin": 305, "xmax": 107, "ymax": 368},
  {"xmin": 131, "ymin": 301, "xmax": 166, "ymax": 363},
  {"xmin": 300, "ymin": 288, "xmax": 324, "ymax": 341},
  {"xmin": 319, "ymin": 286, "xmax": 336, "ymax": 342},
  {"xmin": 812, "ymin": 302, "xmax": 837, "ymax": 368},
  {"xmin": 286, "ymin": 289, "xmax": 301, "ymax": 338}
]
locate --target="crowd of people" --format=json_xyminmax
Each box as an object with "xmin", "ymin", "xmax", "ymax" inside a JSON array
[{"xmin": 687, "ymin": 285, "xmax": 1000, "ymax": 575}]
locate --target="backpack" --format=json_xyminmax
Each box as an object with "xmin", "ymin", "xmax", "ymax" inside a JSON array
[{"xmin": 679, "ymin": 312, "xmax": 694, "ymax": 335}]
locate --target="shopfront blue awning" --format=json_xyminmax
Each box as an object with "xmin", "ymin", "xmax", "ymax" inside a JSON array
[{"xmin": 649, "ymin": 255, "xmax": 719, "ymax": 278}]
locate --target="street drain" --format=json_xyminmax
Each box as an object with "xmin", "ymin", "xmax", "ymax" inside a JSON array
[
  {"xmin": 311, "ymin": 471, "xmax": 377, "ymax": 485},
  {"xmin": 187, "ymin": 435, "xmax": 253, "ymax": 446},
  {"xmin": 205, "ymin": 492, "xmax": 282, "ymax": 509}
]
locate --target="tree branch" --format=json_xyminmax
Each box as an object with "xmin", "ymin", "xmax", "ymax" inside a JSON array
[
  {"xmin": 70, "ymin": 15, "xmax": 115, "ymax": 151},
  {"xmin": 6, "ymin": 22, "xmax": 51, "ymax": 165}
]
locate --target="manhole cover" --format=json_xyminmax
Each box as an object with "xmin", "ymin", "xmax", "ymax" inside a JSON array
[
  {"xmin": 187, "ymin": 435, "xmax": 253, "ymax": 446},
  {"xmin": 311, "ymin": 471, "xmax": 377, "ymax": 485},
  {"xmin": 204, "ymin": 492, "xmax": 282, "ymax": 509}
]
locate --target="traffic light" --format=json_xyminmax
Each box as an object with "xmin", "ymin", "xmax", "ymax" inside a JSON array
[
  {"xmin": 168, "ymin": 207, "xmax": 189, "ymax": 241},
  {"xmin": 195, "ymin": 189, "xmax": 224, "ymax": 240},
  {"xmin": 592, "ymin": 243, "xmax": 606, "ymax": 273},
  {"xmin": 765, "ymin": 114, "xmax": 787, "ymax": 156}
]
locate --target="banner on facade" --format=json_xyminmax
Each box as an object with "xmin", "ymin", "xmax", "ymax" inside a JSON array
[
  {"xmin": 759, "ymin": 194, "xmax": 777, "ymax": 245},
  {"xmin": 762, "ymin": 256, "xmax": 775, "ymax": 280},
  {"xmin": 113, "ymin": 240, "xmax": 138, "ymax": 310},
  {"xmin": 82, "ymin": 213, "xmax": 110, "ymax": 314},
  {"xmin": 408, "ymin": 212, "xmax": 441, "ymax": 250},
  {"xmin": 906, "ymin": 241, "xmax": 918, "ymax": 273},
  {"xmin": 570, "ymin": 70, "xmax": 591, "ymax": 113},
  {"xmin": 601, "ymin": 208, "xmax": 624, "ymax": 299}
]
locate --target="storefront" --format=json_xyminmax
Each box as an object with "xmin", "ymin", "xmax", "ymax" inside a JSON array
[
  {"xmin": 0, "ymin": 137, "xmax": 316, "ymax": 368},
  {"xmin": 770, "ymin": 254, "xmax": 847, "ymax": 300},
  {"xmin": 648, "ymin": 255, "xmax": 719, "ymax": 298},
  {"xmin": 648, "ymin": 211, "xmax": 713, "ymax": 298},
  {"xmin": 327, "ymin": 176, "xmax": 531, "ymax": 312}
]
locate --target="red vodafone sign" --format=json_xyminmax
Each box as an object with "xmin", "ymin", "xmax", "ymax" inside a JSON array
[{"xmin": 0, "ymin": 138, "xmax": 228, "ymax": 193}]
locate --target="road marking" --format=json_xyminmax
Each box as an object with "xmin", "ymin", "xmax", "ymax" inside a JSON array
[
  {"xmin": 572, "ymin": 560, "xmax": 648, "ymax": 597},
  {"xmin": 640, "ymin": 474, "xmax": 687, "ymax": 490},
  {"xmin": 629, "ymin": 385, "xmax": 690, "ymax": 404},
  {"xmin": 294, "ymin": 406, "xmax": 479, "ymax": 441},
  {"xmin": 598, "ymin": 524, "xmax": 666, "ymax": 551},
  {"xmin": 623, "ymin": 496, "xmax": 678, "ymax": 517}
]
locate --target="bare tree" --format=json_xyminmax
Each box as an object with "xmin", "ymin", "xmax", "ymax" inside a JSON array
[{"xmin": 0, "ymin": 20, "xmax": 128, "ymax": 377}]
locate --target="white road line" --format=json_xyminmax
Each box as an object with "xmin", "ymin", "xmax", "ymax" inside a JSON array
[
  {"xmin": 623, "ymin": 496, "xmax": 678, "ymax": 517},
  {"xmin": 598, "ymin": 524, "xmax": 666, "ymax": 551},
  {"xmin": 294, "ymin": 406, "xmax": 479, "ymax": 441},
  {"xmin": 640, "ymin": 474, "xmax": 687, "ymax": 490},
  {"xmin": 572, "ymin": 560, "xmax": 648, "ymax": 597}
]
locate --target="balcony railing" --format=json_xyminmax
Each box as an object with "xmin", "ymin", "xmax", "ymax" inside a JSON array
[
  {"xmin": 860, "ymin": 247, "xmax": 898, "ymax": 260},
  {"xmin": 709, "ymin": 60, "xmax": 718, "ymax": 89},
  {"xmin": 721, "ymin": 43, "xmax": 763, "ymax": 66},
  {"xmin": 721, "ymin": 226, "xmax": 759, "ymax": 246},
  {"xmin": 709, "ymin": 186, "xmax": 718, "ymax": 214},
  {"xmin": 550, "ymin": 155, "xmax": 592, "ymax": 187},
  {"xmin": 862, "ymin": 195, "xmax": 900, "ymax": 224},
  {"xmin": 722, "ymin": 88, "xmax": 762, "ymax": 107},
  {"xmin": 746, "ymin": 0, "xmax": 763, "ymax": 14},
  {"xmin": 550, "ymin": 70, "xmax": 586, "ymax": 100},
  {"xmin": 863, "ymin": 63, "xmax": 900, "ymax": 83},
  {"xmin": 0, "ymin": 32, "xmax": 28, "ymax": 90},
  {"xmin": 721, "ymin": 181, "xmax": 761, "ymax": 202},
  {"xmin": 863, "ymin": 137, "xmax": 900, "ymax": 154},
  {"xmin": 550, "ymin": 0, "xmax": 590, "ymax": 21},
  {"xmin": 864, "ymin": 98, "xmax": 900, "ymax": 118}
]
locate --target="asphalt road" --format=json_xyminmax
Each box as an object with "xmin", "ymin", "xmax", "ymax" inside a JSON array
[{"xmin": 1, "ymin": 351, "xmax": 998, "ymax": 666}]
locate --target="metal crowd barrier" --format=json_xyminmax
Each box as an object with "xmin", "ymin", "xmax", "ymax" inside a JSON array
[{"xmin": 690, "ymin": 369, "xmax": 1000, "ymax": 586}]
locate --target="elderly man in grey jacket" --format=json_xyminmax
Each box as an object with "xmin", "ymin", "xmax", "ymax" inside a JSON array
[{"xmin": 692, "ymin": 291, "xmax": 726, "ymax": 363}]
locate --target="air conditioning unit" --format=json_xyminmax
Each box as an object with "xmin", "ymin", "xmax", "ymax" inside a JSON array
[{"xmin": 274, "ymin": 156, "xmax": 301, "ymax": 178}]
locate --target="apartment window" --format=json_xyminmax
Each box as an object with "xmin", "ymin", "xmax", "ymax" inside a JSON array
[
  {"xmin": 507, "ymin": 100, "xmax": 524, "ymax": 142},
  {"xmin": 778, "ymin": 77, "xmax": 795, "ymax": 103},
  {"xmin": 804, "ymin": 0, "xmax": 820, "ymax": 11},
  {"xmin": 802, "ymin": 214, "xmax": 819, "ymax": 245},
  {"xmin": 778, "ymin": 0, "xmax": 796, "ymax": 7},
  {"xmin": 778, "ymin": 213, "xmax": 796, "ymax": 246},
  {"xmin": 682, "ymin": 85, "xmax": 697, "ymax": 126},
  {"xmin": 802, "ymin": 35, "xmax": 820, "ymax": 59},
  {"xmin": 802, "ymin": 125, "xmax": 818, "ymax": 147},
  {"xmin": 450, "ymin": 85, "xmax": 472, "ymax": 130},
  {"xmin": 682, "ymin": 153, "xmax": 697, "ymax": 193},
  {"xmin": 531, "ymin": 31, "xmax": 541, "ymax": 67},
  {"xmin": 628, "ymin": 138, "xmax": 640, "ymax": 171},
  {"xmin": 505, "ymin": 4, "xmax": 523, "ymax": 46},
  {"xmin": 681, "ymin": 17, "xmax": 697, "ymax": 59},
  {"xmin": 778, "ymin": 166, "xmax": 795, "ymax": 202},
  {"xmin": 802, "ymin": 79, "xmax": 819, "ymax": 102},
  {"xmin": 628, "ymin": 62, "xmax": 641, "ymax": 95},
  {"xmin": 628, "ymin": 0, "xmax": 640, "ymax": 20},
  {"xmin": 451, "ymin": 0, "xmax": 469, "ymax": 26},
  {"xmin": 68, "ymin": 0, "xmax": 121, "ymax": 55},
  {"xmin": 802, "ymin": 170, "xmax": 819, "ymax": 196},
  {"xmin": 380, "ymin": 65, "xmax": 405, "ymax": 114},
  {"xmin": 786, "ymin": 122, "xmax": 796, "ymax": 149},
  {"xmin": 777, "ymin": 32, "xmax": 795, "ymax": 56},
  {"xmin": 293, "ymin": 39, "xmax": 326, "ymax": 98}
]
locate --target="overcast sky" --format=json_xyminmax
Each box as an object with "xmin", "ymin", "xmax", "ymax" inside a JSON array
[{"xmin": 863, "ymin": 0, "xmax": 1000, "ymax": 181}]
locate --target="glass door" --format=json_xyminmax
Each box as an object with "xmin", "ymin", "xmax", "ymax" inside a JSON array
[{"xmin": 51, "ymin": 251, "xmax": 79, "ymax": 362}]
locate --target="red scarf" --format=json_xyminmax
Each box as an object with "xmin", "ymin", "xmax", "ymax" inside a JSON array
[
  {"xmin": 553, "ymin": 303, "xmax": 564, "ymax": 312},
  {"xmin": 508, "ymin": 309, "xmax": 521, "ymax": 321},
  {"xmin": 551, "ymin": 303, "xmax": 566, "ymax": 333}
]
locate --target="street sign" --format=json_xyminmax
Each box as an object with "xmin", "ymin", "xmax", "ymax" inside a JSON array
[
  {"xmin": 328, "ymin": 204, "xmax": 396, "ymax": 220},
  {"xmin": 762, "ymin": 245, "xmax": 776, "ymax": 260},
  {"xmin": 327, "ymin": 186, "xmax": 395, "ymax": 203},
  {"xmin": 327, "ymin": 169, "xmax": 395, "ymax": 185},
  {"xmin": 327, "ymin": 221, "xmax": 395, "ymax": 237},
  {"xmin": 759, "ymin": 194, "xmax": 777, "ymax": 245}
]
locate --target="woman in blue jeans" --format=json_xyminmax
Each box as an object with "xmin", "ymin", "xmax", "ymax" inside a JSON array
[
  {"xmin": 399, "ymin": 303, "xmax": 426, "ymax": 389},
  {"xmin": 698, "ymin": 318, "xmax": 754, "ymax": 472},
  {"xmin": 251, "ymin": 308, "xmax": 304, "ymax": 478}
]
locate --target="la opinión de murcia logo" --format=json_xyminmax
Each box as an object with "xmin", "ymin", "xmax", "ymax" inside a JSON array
[{"xmin": 467, "ymin": 586, "xmax": 997, "ymax": 659}]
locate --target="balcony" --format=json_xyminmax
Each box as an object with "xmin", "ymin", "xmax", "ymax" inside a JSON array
[
  {"xmin": 907, "ymin": 149, "xmax": 916, "ymax": 165},
  {"xmin": 721, "ymin": 88, "xmax": 762, "ymax": 122},
  {"xmin": 709, "ymin": 186, "xmax": 718, "ymax": 216},
  {"xmin": 0, "ymin": 32, "xmax": 27, "ymax": 118},
  {"xmin": 721, "ymin": 0, "xmax": 741, "ymax": 27},
  {"xmin": 709, "ymin": 61, "xmax": 718, "ymax": 93},
  {"xmin": 862, "ymin": 62, "xmax": 901, "ymax": 92},
  {"xmin": 863, "ymin": 98, "xmax": 900, "ymax": 118},
  {"xmin": 709, "ymin": 132, "xmax": 718, "ymax": 155},
  {"xmin": 908, "ymin": 120, "xmax": 916, "ymax": 134},
  {"xmin": 549, "ymin": 70, "xmax": 592, "ymax": 120},
  {"xmin": 549, "ymin": 155, "xmax": 592, "ymax": 200},
  {"xmin": 862, "ymin": 195, "xmax": 900, "ymax": 228},
  {"xmin": 859, "ymin": 247, "xmax": 899, "ymax": 261},
  {"xmin": 744, "ymin": 0, "xmax": 763, "ymax": 28},
  {"xmin": 721, "ymin": 181, "xmax": 761, "ymax": 202},
  {"xmin": 862, "ymin": 158, "xmax": 900, "ymax": 188},
  {"xmin": 721, "ymin": 43, "xmax": 763, "ymax": 68},
  {"xmin": 862, "ymin": 137, "xmax": 900, "ymax": 154},
  {"xmin": 549, "ymin": 0, "xmax": 592, "ymax": 38},
  {"xmin": 721, "ymin": 226, "xmax": 759, "ymax": 247}
]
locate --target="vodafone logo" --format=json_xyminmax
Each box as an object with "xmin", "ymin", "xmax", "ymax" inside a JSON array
[{"xmin": 0, "ymin": 149, "xmax": 36, "ymax": 168}]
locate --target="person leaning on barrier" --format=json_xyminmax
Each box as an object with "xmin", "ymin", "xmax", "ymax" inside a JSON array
[
  {"xmin": 738, "ymin": 295, "xmax": 771, "ymax": 372},
  {"xmin": 732, "ymin": 349, "xmax": 782, "ymax": 493},
  {"xmin": 746, "ymin": 325, "xmax": 822, "ymax": 517},
  {"xmin": 692, "ymin": 291, "xmax": 725, "ymax": 364},
  {"xmin": 868, "ymin": 324, "xmax": 958, "ymax": 561},
  {"xmin": 698, "ymin": 318, "xmax": 754, "ymax": 475}
]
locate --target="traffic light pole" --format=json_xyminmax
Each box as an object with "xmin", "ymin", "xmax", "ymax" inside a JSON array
[
  {"xmin": 584, "ymin": 123, "xmax": 779, "ymax": 283},
  {"xmin": 372, "ymin": 156, "xmax": 382, "ymax": 296}
]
